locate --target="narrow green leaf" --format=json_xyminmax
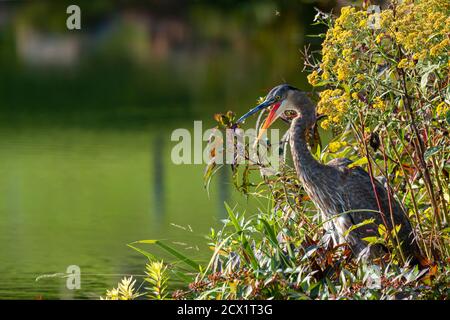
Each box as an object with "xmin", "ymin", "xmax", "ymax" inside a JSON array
[
  {"xmin": 424, "ymin": 146, "xmax": 441, "ymax": 160},
  {"xmin": 127, "ymin": 243, "xmax": 157, "ymax": 261},
  {"xmin": 344, "ymin": 219, "xmax": 375, "ymax": 237},
  {"xmin": 348, "ymin": 157, "xmax": 368, "ymax": 168},
  {"xmin": 362, "ymin": 236, "xmax": 383, "ymax": 245},
  {"xmin": 130, "ymin": 240, "xmax": 200, "ymax": 271},
  {"xmin": 224, "ymin": 202, "xmax": 242, "ymax": 232},
  {"xmin": 259, "ymin": 219, "xmax": 279, "ymax": 246},
  {"xmin": 224, "ymin": 203, "xmax": 259, "ymax": 270}
]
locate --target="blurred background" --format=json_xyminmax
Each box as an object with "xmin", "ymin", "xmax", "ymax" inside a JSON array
[{"xmin": 0, "ymin": 0, "xmax": 351, "ymax": 299}]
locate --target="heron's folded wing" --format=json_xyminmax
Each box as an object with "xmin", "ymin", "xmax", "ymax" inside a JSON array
[
  {"xmin": 339, "ymin": 165, "xmax": 414, "ymax": 239},
  {"xmin": 338, "ymin": 165, "xmax": 390, "ymax": 237}
]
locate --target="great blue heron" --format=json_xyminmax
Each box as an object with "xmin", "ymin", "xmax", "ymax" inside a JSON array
[{"xmin": 237, "ymin": 84, "xmax": 424, "ymax": 265}]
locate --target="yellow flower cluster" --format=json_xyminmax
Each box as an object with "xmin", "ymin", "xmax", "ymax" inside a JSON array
[
  {"xmin": 317, "ymin": 6, "xmax": 368, "ymax": 83},
  {"xmin": 397, "ymin": 58, "xmax": 414, "ymax": 70},
  {"xmin": 375, "ymin": 0, "xmax": 450, "ymax": 64},
  {"xmin": 307, "ymin": 70, "xmax": 320, "ymax": 86},
  {"xmin": 308, "ymin": 0, "xmax": 449, "ymax": 129},
  {"xmin": 375, "ymin": 34, "xmax": 384, "ymax": 44},
  {"xmin": 328, "ymin": 141, "xmax": 348, "ymax": 153},
  {"xmin": 317, "ymin": 89, "xmax": 350, "ymax": 128},
  {"xmin": 336, "ymin": 63, "xmax": 350, "ymax": 81},
  {"xmin": 387, "ymin": 0, "xmax": 450, "ymax": 59},
  {"xmin": 436, "ymin": 102, "xmax": 449, "ymax": 117},
  {"xmin": 372, "ymin": 97, "xmax": 386, "ymax": 111},
  {"xmin": 430, "ymin": 39, "xmax": 450, "ymax": 57}
]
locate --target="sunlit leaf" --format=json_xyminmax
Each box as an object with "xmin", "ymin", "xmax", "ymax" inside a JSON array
[
  {"xmin": 348, "ymin": 157, "xmax": 368, "ymax": 168},
  {"xmin": 130, "ymin": 240, "xmax": 201, "ymax": 271},
  {"xmin": 424, "ymin": 146, "xmax": 441, "ymax": 160}
]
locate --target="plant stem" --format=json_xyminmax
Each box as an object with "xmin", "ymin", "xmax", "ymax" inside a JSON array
[
  {"xmin": 397, "ymin": 65, "xmax": 443, "ymax": 229},
  {"xmin": 353, "ymin": 114, "xmax": 391, "ymax": 242},
  {"xmin": 386, "ymin": 129, "xmax": 429, "ymax": 258},
  {"xmin": 379, "ymin": 133, "xmax": 406, "ymax": 264}
]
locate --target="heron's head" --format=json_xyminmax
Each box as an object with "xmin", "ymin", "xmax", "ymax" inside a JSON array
[{"xmin": 237, "ymin": 84, "xmax": 315, "ymax": 139}]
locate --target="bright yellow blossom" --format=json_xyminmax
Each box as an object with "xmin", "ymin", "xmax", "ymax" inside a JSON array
[
  {"xmin": 320, "ymin": 119, "xmax": 330, "ymax": 130},
  {"xmin": 375, "ymin": 34, "xmax": 384, "ymax": 44},
  {"xmin": 312, "ymin": 0, "xmax": 448, "ymax": 128},
  {"xmin": 328, "ymin": 141, "xmax": 348, "ymax": 153},
  {"xmin": 307, "ymin": 70, "xmax": 320, "ymax": 86},
  {"xmin": 373, "ymin": 97, "xmax": 386, "ymax": 111},
  {"xmin": 397, "ymin": 58, "xmax": 413, "ymax": 69},
  {"xmin": 436, "ymin": 102, "xmax": 449, "ymax": 117}
]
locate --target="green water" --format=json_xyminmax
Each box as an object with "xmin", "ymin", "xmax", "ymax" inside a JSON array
[
  {"xmin": 0, "ymin": 123, "xmax": 236, "ymax": 299},
  {"xmin": 0, "ymin": 0, "xmax": 325, "ymax": 299}
]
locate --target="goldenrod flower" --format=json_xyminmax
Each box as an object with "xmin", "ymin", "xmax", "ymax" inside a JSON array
[
  {"xmin": 397, "ymin": 58, "xmax": 412, "ymax": 69},
  {"xmin": 307, "ymin": 70, "xmax": 320, "ymax": 86},
  {"xmin": 328, "ymin": 141, "xmax": 348, "ymax": 153},
  {"xmin": 436, "ymin": 102, "xmax": 449, "ymax": 117},
  {"xmin": 320, "ymin": 119, "xmax": 330, "ymax": 130},
  {"xmin": 375, "ymin": 34, "xmax": 384, "ymax": 44},
  {"xmin": 359, "ymin": 18, "xmax": 367, "ymax": 28},
  {"xmin": 311, "ymin": 0, "xmax": 449, "ymax": 128},
  {"xmin": 336, "ymin": 63, "xmax": 350, "ymax": 81},
  {"xmin": 322, "ymin": 71, "xmax": 330, "ymax": 80},
  {"xmin": 373, "ymin": 97, "xmax": 386, "ymax": 111}
]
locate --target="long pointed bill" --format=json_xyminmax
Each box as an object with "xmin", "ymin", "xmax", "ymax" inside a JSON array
[
  {"xmin": 257, "ymin": 102, "xmax": 282, "ymax": 141},
  {"xmin": 236, "ymin": 99, "xmax": 275, "ymax": 124}
]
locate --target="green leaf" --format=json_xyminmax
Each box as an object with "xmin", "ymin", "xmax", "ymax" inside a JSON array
[
  {"xmin": 204, "ymin": 163, "xmax": 222, "ymax": 197},
  {"xmin": 344, "ymin": 219, "xmax": 375, "ymax": 237},
  {"xmin": 392, "ymin": 224, "xmax": 401, "ymax": 236},
  {"xmin": 325, "ymin": 277, "xmax": 337, "ymax": 295},
  {"xmin": 420, "ymin": 64, "xmax": 439, "ymax": 93},
  {"xmin": 420, "ymin": 72, "xmax": 430, "ymax": 92},
  {"xmin": 259, "ymin": 218, "xmax": 278, "ymax": 246},
  {"xmin": 224, "ymin": 202, "xmax": 259, "ymax": 270},
  {"xmin": 446, "ymin": 110, "xmax": 450, "ymax": 125},
  {"xmin": 241, "ymin": 166, "xmax": 250, "ymax": 195},
  {"xmin": 348, "ymin": 157, "xmax": 368, "ymax": 168},
  {"xmin": 306, "ymin": 33, "xmax": 326, "ymax": 38},
  {"xmin": 130, "ymin": 240, "xmax": 201, "ymax": 271},
  {"xmin": 378, "ymin": 224, "xmax": 387, "ymax": 236},
  {"xmin": 362, "ymin": 236, "xmax": 383, "ymax": 245},
  {"xmin": 441, "ymin": 227, "xmax": 450, "ymax": 234},
  {"xmin": 170, "ymin": 269, "xmax": 194, "ymax": 283},
  {"xmin": 224, "ymin": 202, "xmax": 242, "ymax": 232},
  {"xmin": 424, "ymin": 146, "xmax": 441, "ymax": 160},
  {"xmin": 127, "ymin": 243, "xmax": 157, "ymax": 261}
]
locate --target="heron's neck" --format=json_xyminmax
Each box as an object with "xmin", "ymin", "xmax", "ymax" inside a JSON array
[{"xmin": 289, "ymin": 117, "xmax": 323, "ymax": 185}]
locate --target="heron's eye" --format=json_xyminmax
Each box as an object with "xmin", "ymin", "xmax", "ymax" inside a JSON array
[
  {"xmin": 284, "ymin": 110, "xmax": 297, "ymax": 119},
  {"xmin": 275, "ymin": 95, "xmax": 281, "ymax": 101}
]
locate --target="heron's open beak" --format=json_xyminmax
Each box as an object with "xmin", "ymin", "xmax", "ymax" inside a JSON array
[
  {"xmin": 257, "ymin": 102, "xmax": 282, "ymax": 140},
  {"xmin": 236, "ymin": 98, "xmax": 286, "ymax": 141},
  {"xmin": 236, "ymin": 99, "xmax": 282, "ymax": 141}
]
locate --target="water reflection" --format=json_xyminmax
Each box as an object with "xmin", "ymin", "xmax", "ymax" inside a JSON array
[
  {"xmin": 152, "ymin": 133, "xmax": 165, "ymax": 221},
  {"xmin": 217, "ymin": 166, "xmax": 231, "ymax": 219}
]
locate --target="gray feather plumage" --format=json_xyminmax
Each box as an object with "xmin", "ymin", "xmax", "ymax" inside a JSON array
[{"xmin": 267, "ymin": 84, "xmax": 424, "ymax": 264}]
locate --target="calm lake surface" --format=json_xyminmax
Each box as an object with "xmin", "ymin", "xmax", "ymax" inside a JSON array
[
  {"xmin": 0, "ymin": 1, "xmax": 322, "ymax": 299},
  {"xmin": 0, "ymin": 122, "xmax": 240, "ymax": 299}
]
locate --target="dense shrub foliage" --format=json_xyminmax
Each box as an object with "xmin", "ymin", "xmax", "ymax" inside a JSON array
[{"xmin": 305, "ymin": 0, "xmax": 450, "ymax": 263}]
